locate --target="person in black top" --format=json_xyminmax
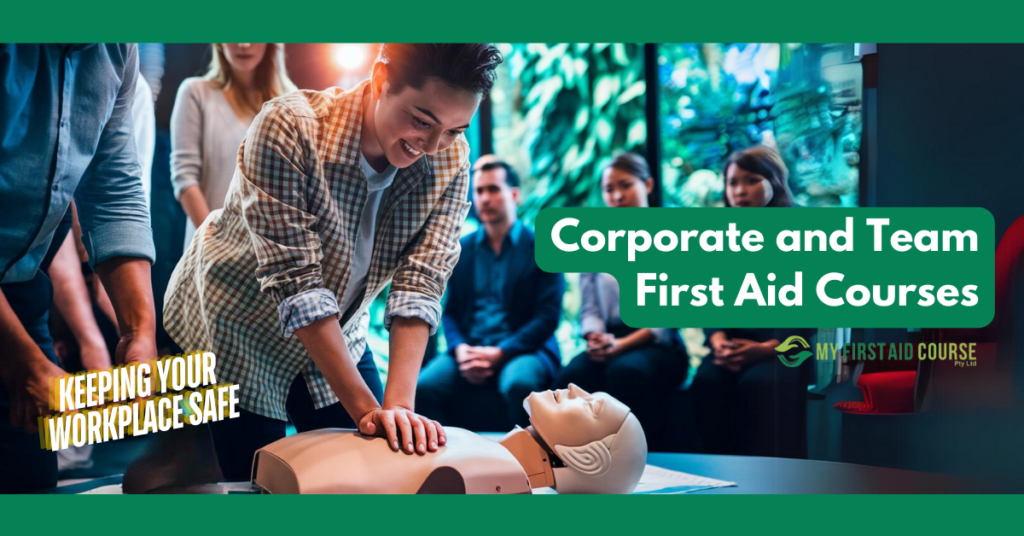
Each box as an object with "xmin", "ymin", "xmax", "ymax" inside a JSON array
[{"xmin": 689, "ymin": 146, "xmax": 815, "ymax": 458}]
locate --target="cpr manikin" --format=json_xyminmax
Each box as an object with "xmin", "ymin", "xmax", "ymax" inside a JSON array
[{"xmin": 252, "ymin": 385, "xmax": 647, "ymax": 494}]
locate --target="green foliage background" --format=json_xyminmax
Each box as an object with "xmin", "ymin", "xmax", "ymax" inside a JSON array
[
  {"xmin": 659, "ymin": 43, "xmax": 861, "ymax": 208},
  {"xmin": 369, "ymin": 43, "xmax": 650, "ymax": 374},
  {"xmin": 489, "ymin": 43, "xmax": 649, "ymax": 363},
  {"xmin": 368, "ymin": 43, "xmax": 861, "ymax": 380},
  {"xmin": 491, "ymin": 43, "xmax": 649, "ymax": 226}
]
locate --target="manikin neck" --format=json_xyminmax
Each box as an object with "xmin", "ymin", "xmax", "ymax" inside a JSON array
[{"xmin": 498, "ymin": 426, "xmax": 559, "ymax": 490}]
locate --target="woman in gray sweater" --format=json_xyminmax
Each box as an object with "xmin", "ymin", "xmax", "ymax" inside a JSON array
[
  {"xmin": 170, "ymin": 43, "xmax": 295, "ymax": 247},
  {"xmin": 555, "ymin": 153, "xmax": 689, "ymax": 450}
]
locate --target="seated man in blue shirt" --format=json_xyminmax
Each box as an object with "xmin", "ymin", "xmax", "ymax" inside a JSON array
[
  {"xmin": 416, "ymin": 160, "xmax": 564, "ymax": 430},
  {"xmin": 0, "ymin": 44, "xmax": 157, "ymax": 493}
]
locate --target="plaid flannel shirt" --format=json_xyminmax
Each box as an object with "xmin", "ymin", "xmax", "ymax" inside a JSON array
[{"xmin": 164, "ymin": 81, "xmax": 471, "ymax": 420}]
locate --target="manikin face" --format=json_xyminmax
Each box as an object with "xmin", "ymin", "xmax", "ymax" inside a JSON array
[
  {"xmin": 725, "ymin": 163, "xmax": 775, "ymax": 207},
  {"xmin": 525, "ymin": 384, "xmax": 630, "ymax": 448},
  {"xmin": 601, "ymin": 167, "xmax": 652, "ymax": 208},
  {"xmin": 221, "ymin": 43, "xmax": 267, "ymax": 74},
  {"xmin": 472, "ymin": 167, "xmax": 519, "ymax": 226},
  {"xmin": 368, "ymin": 65, "xmax": 482, "ymax": 169}
]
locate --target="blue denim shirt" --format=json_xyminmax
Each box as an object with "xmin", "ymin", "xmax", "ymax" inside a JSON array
[
  {"xmin": 468, "ymin": 220, "xmax": 523, "ymax": 346},
  {"xmin": 0, "ymin": 44, "xmax": 154, "ymax": 283}
]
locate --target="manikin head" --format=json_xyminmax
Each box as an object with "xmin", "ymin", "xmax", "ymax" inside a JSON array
[{"xmin": 524, "ymin": 384, "xmax": 647, "ymax": 494}]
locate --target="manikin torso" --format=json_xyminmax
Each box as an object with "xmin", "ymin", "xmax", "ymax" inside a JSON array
[
  {"xmin": 252, "ymin": 427, "xmax": 554, "ymax": 494},
  {"xmin": 253, "ymin": 386, "xmax": 647, "ymax": 494}
]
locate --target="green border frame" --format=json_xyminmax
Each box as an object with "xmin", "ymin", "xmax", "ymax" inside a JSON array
[
  {"xmin": 6, "ymin": 0, "xmax": 1024, "ymax": 42},
  {"xmin": 3, "ymin": 494, "xmax": 1021, "ymax": 530},
  {"xmin": 4, "ymin": 0, "xmax": 1023, "ymax": 522}
]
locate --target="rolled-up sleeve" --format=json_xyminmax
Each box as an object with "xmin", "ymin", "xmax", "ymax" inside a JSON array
[
  {"xmin": 278, "ymin": 288, "xmax": 341, "ymax": 339},
  {"xmin": 384, "ymin": 163, "xmax": 472, "ymax": 334},
  {"xmin": 169, "ymin": 79, "xmax": 203, "ymax": 200},
  {"xmin": 74, "ymin": 44, "xmax": 156, "ymax": 268},
  {"xmin": 237, "ymin": 100, "xmax": 339, "ymax": 338}
]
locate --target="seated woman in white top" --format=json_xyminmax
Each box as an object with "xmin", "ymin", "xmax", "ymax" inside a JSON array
[
  {"xmin": 170, "ymin": 43, "xmax": 296, "ymax": 247},
  {"xmin": 555, "ymin": 153, "xmax": 689, "ymax": 451}
]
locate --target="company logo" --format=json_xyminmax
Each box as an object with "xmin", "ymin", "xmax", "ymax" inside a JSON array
[
  {"xmin": 776, "ymin": 335, "xmax": 813, "ymax": 367},
  {"xmin": 814, "ymin": 342, "xmax": 978, "ymax": 367}
]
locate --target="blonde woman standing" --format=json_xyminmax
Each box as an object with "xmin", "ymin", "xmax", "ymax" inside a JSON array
[{"xmin": 171, "ymin": 43, "xmax": 296, "ymax": 246}]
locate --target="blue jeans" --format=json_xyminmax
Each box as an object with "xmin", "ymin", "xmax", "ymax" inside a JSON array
[
  {"xmin": 0, "ymin": 270, "xmax": 60, "ymax": 493},
  {"xmin": 209, "ymin": 348, "xmax": 384, "ymax": 481},
  {"xmin": 416, "ymin": 353, "xmax": 552, "ymax": 431}
]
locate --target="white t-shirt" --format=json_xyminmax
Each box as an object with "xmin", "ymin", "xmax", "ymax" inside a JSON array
[{"xmin": 338, "ymin": 153, "xmax": 397, "ymax": 317}]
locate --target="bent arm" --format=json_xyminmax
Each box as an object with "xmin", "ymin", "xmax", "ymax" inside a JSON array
[
  {"xmin": 294, "ymin": 317, "xmax": 379, "ymax": 422},
  {"xmin": 47, "ymin": 233, "xmax": 110, "ymax": 368}
]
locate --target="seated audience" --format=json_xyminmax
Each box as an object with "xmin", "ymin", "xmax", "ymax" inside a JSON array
[
  {"xmin": 417, "ymin": 160, "xmax": 564, "ymax": 430},
  {"xmin": 555, "ymin": 153, "xmax": 689, "ymax": 450}
]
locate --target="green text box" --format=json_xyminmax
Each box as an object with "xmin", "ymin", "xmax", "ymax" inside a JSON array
[{"xmin": 535, "ymin": 208, "xmax": 994, "ymax": 328}]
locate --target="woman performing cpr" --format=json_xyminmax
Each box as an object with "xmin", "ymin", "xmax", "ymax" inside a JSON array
[{"xmin": 163, "ymin": 44, "xmax": 503, "ymax": 480}]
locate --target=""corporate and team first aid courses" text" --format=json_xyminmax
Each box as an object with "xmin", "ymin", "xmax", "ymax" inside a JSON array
[
  {"xmin": 635, "ymin": 272, "xmax": 978, "ymax": 308},
  {"xmin": 551, "ymin": 216, "xmax": 978, "ymax": 261}
]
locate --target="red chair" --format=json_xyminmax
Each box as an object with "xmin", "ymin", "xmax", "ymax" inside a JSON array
[{"xmin": 837, "ymin": 214, "xmax": 1024, "ymax": 414}]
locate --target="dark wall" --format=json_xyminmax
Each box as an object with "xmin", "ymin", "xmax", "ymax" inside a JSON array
[
  {"xmin": 874, "ymin": 44, "xmax": 1024, "ymax": 238},
  {"xmin": 863, "ymin": 45, "xmax": 1024, "ymax": 355},
  {"xmin": 157, "ymin": 44, "xmax": 211, "ymax": 128},
  {"xmin": 825, "ymin": 46, "xmax": 1024, "ymax": 483}
]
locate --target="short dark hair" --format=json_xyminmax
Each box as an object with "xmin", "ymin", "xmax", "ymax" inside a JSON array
[
  {"xmin": 377, "ymin": 44, "xmax": 503, "ymax": 96},
  {"xmin": 477, "ymin": 161, "xmax": 520, "ymax": 188}
]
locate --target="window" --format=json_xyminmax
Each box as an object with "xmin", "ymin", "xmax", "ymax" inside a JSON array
[
  {"xmin": 659, "ymin": 43, "xmax": 862, "ymax": 207},
  {"xmin": 486, "ymin": 43, "xmax": 648, "ymax": 362},
  {"xmin": 367, "ymin": 43, "xmax": 863, "ymax": 377}
]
